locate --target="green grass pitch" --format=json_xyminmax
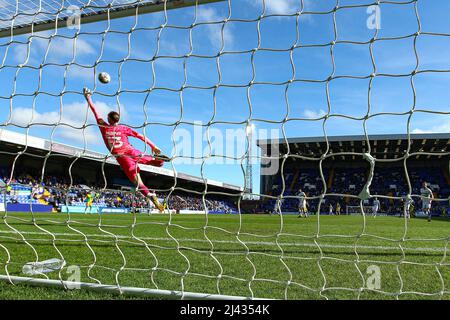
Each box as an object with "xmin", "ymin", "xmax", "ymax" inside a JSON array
[{"xmin": 0, "ymin": 212, "xmax": 449, "ymax": 300}]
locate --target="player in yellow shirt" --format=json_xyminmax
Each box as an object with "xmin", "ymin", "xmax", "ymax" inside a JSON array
[{"xmin": 84, "ymin": 192, "xmax": 95, "ymax": 214}]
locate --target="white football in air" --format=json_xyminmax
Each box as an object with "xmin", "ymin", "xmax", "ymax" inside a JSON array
[{"xmin": 98, "ymin": 72, "xmax": 111, "ymax": 84}]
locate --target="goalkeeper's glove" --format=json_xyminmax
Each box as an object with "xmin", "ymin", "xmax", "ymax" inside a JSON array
[{"xmin": 83, "ymin": 87, "xmax": 92, "ymax": 99}]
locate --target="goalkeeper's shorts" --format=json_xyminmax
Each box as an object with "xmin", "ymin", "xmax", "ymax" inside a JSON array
[{"xmin": 116, "ymin": 148, "xmax": 164, "ymax": 181}]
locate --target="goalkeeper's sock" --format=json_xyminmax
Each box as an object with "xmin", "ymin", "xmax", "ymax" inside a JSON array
[{"xmin": 137, "ymin": 181, "xmax": 154, "ymax": 197}]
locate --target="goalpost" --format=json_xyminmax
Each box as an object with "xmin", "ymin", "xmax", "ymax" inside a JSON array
[{"xmin": 0, "ymin": 0, "xmax": 449, "ymax": 300}]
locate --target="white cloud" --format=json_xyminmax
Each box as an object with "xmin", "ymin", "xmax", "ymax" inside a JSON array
[
  {"xmin": 304, "ymin": 109, "xmax": 327, "ymax": 119},
  {"xmin": 247, "ymin": 0, "xmax": 302, "ymax": 15},
  {"xmin": 159, "ymin": 38, "xmax": 182, "ymax": 56},
  {"xmin": 36, "ymin": 36, "xmax": 95, "ymax": 57},
  {"xmin": 244, "ymin": 0, "xmax": 316, "ymax": 25},
  {"xmin": 66, "ymin": 64, "xmax": 95, "ymax": 81},
  {"xmin": 265, "ymin": 0, "xmax": 299, "ymax": 14},
  {"xmin": 411, "ymin": 129, "xmax": 430, "ymax": 134},
  {"xmin": 9, "ymin": 100, "xmax": 127, "ymax": 146},
  {"xmin": 12, "ymin": 43, "xmax": 30, "ymax": 65},
  {"xmin": 412, "ymin": 121, "xmax": 450, "ymax": 134},
  {"xmin": 196, "ymin": 7, "xmax": 234, "ymax": 50},
  {"xmin": 55, "ymin": 125, "xmax": 101, "ymax": 145},
  {"xmin": 12, "ymin": 31, "xmax": 96, "ymax": 65}
]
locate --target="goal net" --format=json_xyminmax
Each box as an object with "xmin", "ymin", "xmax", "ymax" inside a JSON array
[{"xmin": 0, "ymin": 0, "xmax": 449, "ymax": 300}]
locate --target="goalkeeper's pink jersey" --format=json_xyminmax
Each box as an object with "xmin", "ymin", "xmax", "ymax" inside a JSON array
[
  {"xmin": 86, "ymin": 95, "xmax": 156, "ymax": 155},
  {"xmin": 100, "ymin": 124, "xmax": 143, "ymax": 155}
]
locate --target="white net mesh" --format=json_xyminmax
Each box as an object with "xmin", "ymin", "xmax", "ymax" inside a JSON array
[{"xmin": 0, "ymin": 0, "xmax": 449, "ymax": 300}]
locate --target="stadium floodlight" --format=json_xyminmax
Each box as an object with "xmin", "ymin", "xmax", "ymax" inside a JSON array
[
  {"xmin": 243, "ymin": 122, "xmax": 255, "ymax": 200},
  {"xmin": 246, "ymin": 123, "xmax": 255, "ymax": 134}
]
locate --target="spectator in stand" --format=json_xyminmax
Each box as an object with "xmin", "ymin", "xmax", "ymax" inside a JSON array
[{"xmin": 0, "ymin": 169, "xmax": 237, "ymax": 213}]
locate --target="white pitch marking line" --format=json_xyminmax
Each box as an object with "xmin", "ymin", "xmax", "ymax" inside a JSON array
[{"xmin": 0, "ymin": 230, "xmax": 446, "ymax": 253}]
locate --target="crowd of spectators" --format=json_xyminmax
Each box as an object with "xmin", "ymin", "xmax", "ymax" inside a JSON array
[
  {"xmin": 0, "ymin": 168, "xmax": 237, "ymax": 213},
  {"xmin": 3, "ymin": 165, "xmax": 449, "ymax": 216},
  {"xmin": 262, "ymin": 166, "xmax": 450, "ymax": 216}
]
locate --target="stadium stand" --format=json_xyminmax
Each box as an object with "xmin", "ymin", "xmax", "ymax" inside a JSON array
[
  {"xmin": 0, "ymin": 168, "xmax": 238, "ymax": 214},
  {"xmin": 0, "ymin": 129, "xmax": 239, "ymax": 214},
  {"xmin": 1, "ymin": 170, "xmax": 237, "ymax": 213},
  {"xmin": 257, "ymin": 134, "xmax": 450, "ymax": 217}
]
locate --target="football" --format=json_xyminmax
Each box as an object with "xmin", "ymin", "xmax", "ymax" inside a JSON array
[{"xmin": 98, "ymin": 72, "xmax": 111, "ymax": 84}]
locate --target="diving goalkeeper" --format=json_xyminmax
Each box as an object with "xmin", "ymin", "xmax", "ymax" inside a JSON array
[{"xmin": 83, "ymin": 87, "xmax": 167, "ymax": 212}]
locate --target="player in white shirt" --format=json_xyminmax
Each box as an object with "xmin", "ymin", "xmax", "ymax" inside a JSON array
[
  {"xmin": 372, "ymin": 197, "xmax": 380, "ymax": 217},
  {"xmin": 403, "ymin": 195, "xmax": 414, "ymax": 219},
  {"xmin": 328, "ymin": 203, "xmax": 333, "ymax": 215},
  {"xmin": 420, "ymin": 182, "xmax": 434, "ymax": 222},
  {"xmin": 272, "ymin": 197, "xmax": 284, "ymax": 215},
  {"xmin": 296, "ymin": 189, "xmax": 308, "ymax": 218}
]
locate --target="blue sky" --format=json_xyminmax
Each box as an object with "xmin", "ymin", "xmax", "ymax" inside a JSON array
[{"xmin": 0, "ymin": 0, "xmax": 449, "ymax": 192}]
